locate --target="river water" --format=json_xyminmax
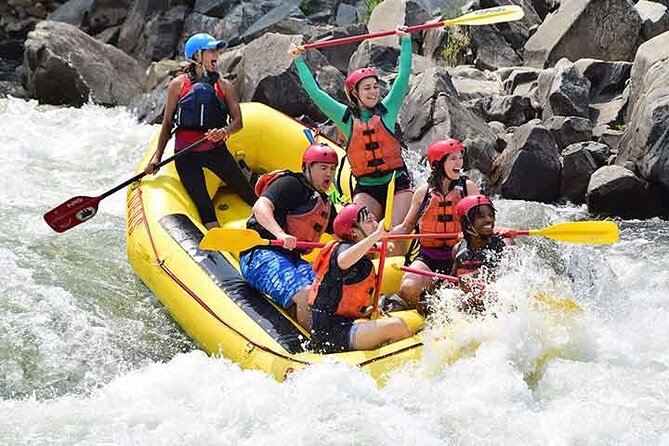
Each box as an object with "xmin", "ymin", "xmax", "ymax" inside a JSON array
[{"xmin": 0, "ymin": 97, "xmax": 667, "ymax": 445}]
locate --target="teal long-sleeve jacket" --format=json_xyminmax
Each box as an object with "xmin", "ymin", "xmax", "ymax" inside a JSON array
[{"xmin": 294, "ymin": 36, "xmax": 412, "ymax": 186}]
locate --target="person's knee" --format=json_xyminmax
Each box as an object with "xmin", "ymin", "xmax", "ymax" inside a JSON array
[{"xmin": 398, "ymin": 279, "xmax": 421, "ymax": 303}]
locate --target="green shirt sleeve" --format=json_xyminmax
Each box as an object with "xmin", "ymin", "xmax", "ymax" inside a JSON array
[
  {"xmin": 295, "ymin": 57, "xmax": 349, "ymax": 138},
  {"xmin": 381, "ymin": 36, "xmax": 412, "ymax": 129}
]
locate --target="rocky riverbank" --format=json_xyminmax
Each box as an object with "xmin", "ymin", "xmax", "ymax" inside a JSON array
[{"xmin": 2, "ymin": 0, "xmax": 668, "ymax": 218}]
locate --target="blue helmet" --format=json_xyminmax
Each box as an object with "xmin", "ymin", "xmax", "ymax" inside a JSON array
[{"xmin": 184, "ymin": 33, "xmax": 226, "ymax": 60}]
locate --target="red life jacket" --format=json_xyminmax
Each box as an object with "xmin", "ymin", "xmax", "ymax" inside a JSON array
[
  {"xmin": 174, "ymin": 74, "xmax": 228, "ymax": 152},
  {"xmin": 255, "ymin": 170, "xmax": 332, "ymax": 243},
  {"xmin": 309, "ymin": 241, "xmax": 376, "ymax": 319},
  {"xmin": 417, "ymin": 180, "xmax": 467, "ymax": 249},
  {"xmin": 344, "ymin": 108, "xmax": 404, "ymax": 178}
]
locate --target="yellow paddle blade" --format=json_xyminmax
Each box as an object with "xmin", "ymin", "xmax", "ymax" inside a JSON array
[
  {"xmin": 444, "ymin": 5, "xmax": 525, "ymax": 27},
  {"xmin": 383, "ymin": 171, "xmax": 396, "ymax": 231},
  {"xmin": 531, "ymin": 221, "xmax": 619, "ymax": 245},
  {"xmin": 199, "ymin": 228, "xmax": 269, "ymax": 252},
  {"xmin": 533, "ymin": 293, "xmax": 583, "ymax": 314}
]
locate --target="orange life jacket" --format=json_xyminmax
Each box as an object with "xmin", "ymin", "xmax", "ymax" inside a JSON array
[
  {"xmin": 344, "ymin": 108, "xmax": 404, "ymax": 178},
  {"xmin": 255, "ymin": 170, "xmax": 332, "ymax": 243},
  {"xmin": 309, "ymin": 241, "xmax": 376, "ymax": 319},
  {"xmin": 417, "ymin": 181, "xmax": 467, "ymax": 249}
]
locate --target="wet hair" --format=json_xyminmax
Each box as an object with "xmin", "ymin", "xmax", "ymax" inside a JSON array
[{"xmin": 461, "ymin": 203, "xmax": 496, "ymax": 244}]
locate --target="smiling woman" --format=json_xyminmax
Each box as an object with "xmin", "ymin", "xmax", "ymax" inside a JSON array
[{"xmin": 143, "ymin": 32, "xmax": 257, "ymax": 229}]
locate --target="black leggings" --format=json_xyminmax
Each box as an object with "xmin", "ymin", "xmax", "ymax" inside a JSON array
[{"xmin": 175, "ymin": 144, "xmax": 257, "ymax": 225}]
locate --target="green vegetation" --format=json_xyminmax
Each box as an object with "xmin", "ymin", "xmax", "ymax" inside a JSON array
[
  {"xmin": 361, "ymin": 0, "xmax": 383, "ymax": 23},
  {"xmin": 299, "ymin": 0, "xmax": 312, "ymax": 15},
  {"xmin": 440, "ymin": 27, "xmax": 470, "ymax": 67}
]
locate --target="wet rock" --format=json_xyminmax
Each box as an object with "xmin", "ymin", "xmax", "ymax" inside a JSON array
[{"xmin": 586, "ymin": 165, "xmax": 661, "ymax": 217}]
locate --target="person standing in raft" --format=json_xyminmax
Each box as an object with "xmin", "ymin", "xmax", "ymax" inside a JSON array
[
  {"xmin": 240, "ymin": 142, "xmax": 339, "ymax": 331},
  {"xmin": 144, "ymin": 33, "xmax": 257, "ymax": 229},
  {"xmin": 389, "ymin": 138, "xmax": 479, "ymax": 309},
  {"xmin": 288, "ymin": 28, "xmax": 413, "ymax": 254},
  {"xmin": 309, "ymin": 204, "xmax": 414, "ymax": 353},
  {"xmin": 450, "ymin": 194, "xmax": 515, "ymax": 313}
]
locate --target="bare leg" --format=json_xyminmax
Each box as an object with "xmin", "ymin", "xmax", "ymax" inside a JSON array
[
  {"xmin": 398, "ymin": 259, "xmax": 434, "ymax": 307},
  {"xmin": 350, "ymin": 318, "xmax": 413, "ymax": 350},
  {"xmin": 292, "ymin": 287, "xmax": 312, "ymax": 332},
  {"xmin": 352, "ymin": 192, "xmax": 383, "ymax": 221},
  {"xmin": 388, "ymin": 189, "xmax": 413, "ymax": 256}
]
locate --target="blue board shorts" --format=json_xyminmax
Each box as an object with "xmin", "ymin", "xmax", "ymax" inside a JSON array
[{"xmin": 239, "ymin": 248, "xmax": 316, "ymax": 308}]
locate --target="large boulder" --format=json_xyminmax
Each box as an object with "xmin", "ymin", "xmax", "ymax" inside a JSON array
[
  {"xmin": 229, "ymin": 33, "xmax": 344, "ymax": 120},
  {"xmin": 586, "ymin": 165, "xmax": 661, "ymax": 217},
  {"xmin": 560, "ymin": 143, "xmax": 599, "ymax": 203},
  {"xmin": 468, "ymin": 0, "xmax": 542, "ymax": 70},
  {"xmin": 118, "ymin": 0, "xmax": 188, "ymax": 64},
  {"xmin": 617, "ymin": 31, "xmax": 669, "ymax": 192},
  {"xmin": 544, "ymin": 116, "xmax": 593, "ymax": 151},
  {"xmin": 470, "ymin": 25, "xmax": 523, "ymax": 70},
  {"xmin": 366, "ymin": 0, "xmax": 430, "ymax": 47},
  {"xmin": 310, "ymin": 23, "xmax": 368, "ymax": 74},
  {"xmin": 398, "ymin": 66, "xmax": 499, "ymax": 175},
  {"xmin": 447, "ymin": 66, "xmax": 504, "ymax": 101},
  {"xmin": 534, "ymin": 59, "xmax": 591, "ymax": 119},
  {"xmin": 636, "ymin": 0, "xmax": 669, "ymax": 40},
  {"xmin": 22, "ymin": 21, "xmax": 144, "ymax": 106},
  {"xmin": 524, "ymin": 0, "xmax": 643, "ymax": 68},
  {"xmin": 573, "ymin": 58, "xmax": 632, "ymax": 127},
  {"xmin": 488, "ymin": 121, "xmax": 561, "ymax": 202}
]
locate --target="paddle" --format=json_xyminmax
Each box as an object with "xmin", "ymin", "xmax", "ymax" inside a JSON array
[
  {"xmin": 300, "ymin": 5, "xmax": 524, "ymax": 50},
  {"xmin": 44, "ymin": 137, "xmax": 208, "ymax": 233},
  {"xmin": 370, "ymin": 171, "xmax": 396, "ymax": 319},
  {"xmin": 199, "ymin": 220, "xmax": 618, "ymax": 253},
  {"xmin": 396, "ymin": 264, "xmax": 460, "ymax": 283},
  {"xmin": 199, "ymin": 228, "xmax": 460, "ymax": 253},
  {"xmin": 507, "ymin": 221, "xmax": 619, "ymax": 245},
  {"xmin": 200, "ymin": 228, "xmax": 325, "ymax": 253},
  {"xmin": 394, "ymin": 265, "xmax": 583, "ymax": 313}
]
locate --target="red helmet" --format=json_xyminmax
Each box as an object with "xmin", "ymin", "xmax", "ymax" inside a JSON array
[
  {"xmin": 302, "ymin": 143, "xmax": 338, "ymax": 166},
  {"xmin": 456, "ymin": 195, "xmax": 493, "ymax": 220},
  {"xmin": 345, "ymin": 68, "xmax": 378, "ymax": 96},
  {"xmin": 426, "ymin": 138, "xmax": 465, "ymax": 166},
  {"xmin": 334, "ymin": 204, "xmax": 366, "ymax": 241}
]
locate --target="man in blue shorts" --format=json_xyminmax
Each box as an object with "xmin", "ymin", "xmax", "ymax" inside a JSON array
[{"xmin": 240, "ymin": 142, "xmax": 339, "ymax": 331}]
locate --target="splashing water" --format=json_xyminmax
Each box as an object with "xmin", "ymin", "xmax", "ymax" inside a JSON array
[{"xmin": 1, "ymin": 98, "xmax": 667, "ymax": 444}]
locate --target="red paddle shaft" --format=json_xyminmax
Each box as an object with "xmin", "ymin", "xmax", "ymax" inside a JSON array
[{"xmin": 44, "ymin": 137, "xmax": 208, "ymax": 233}]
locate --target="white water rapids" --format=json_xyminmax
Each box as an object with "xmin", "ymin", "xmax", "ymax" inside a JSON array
[{"xmin": 0, "ymin": 97, "xmax": 667, "ymax": 445}]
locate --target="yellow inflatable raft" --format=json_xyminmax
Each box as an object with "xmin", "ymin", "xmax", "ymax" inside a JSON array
[{"xmin": 126, "ymin": 102, "xmax": 579, "ymax": 384}]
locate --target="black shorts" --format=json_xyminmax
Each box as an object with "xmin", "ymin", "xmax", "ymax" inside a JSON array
[
  {"xmin": 310, "ymin": 322, "xmax": 355, "ymax": 354},
  {"xmin": 415, "ymin": 250, "xmax": 454, "ymax": 274},
  {"xmin": 352, "ymin": 170, "xmax": 412, "ymax": 210}
]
